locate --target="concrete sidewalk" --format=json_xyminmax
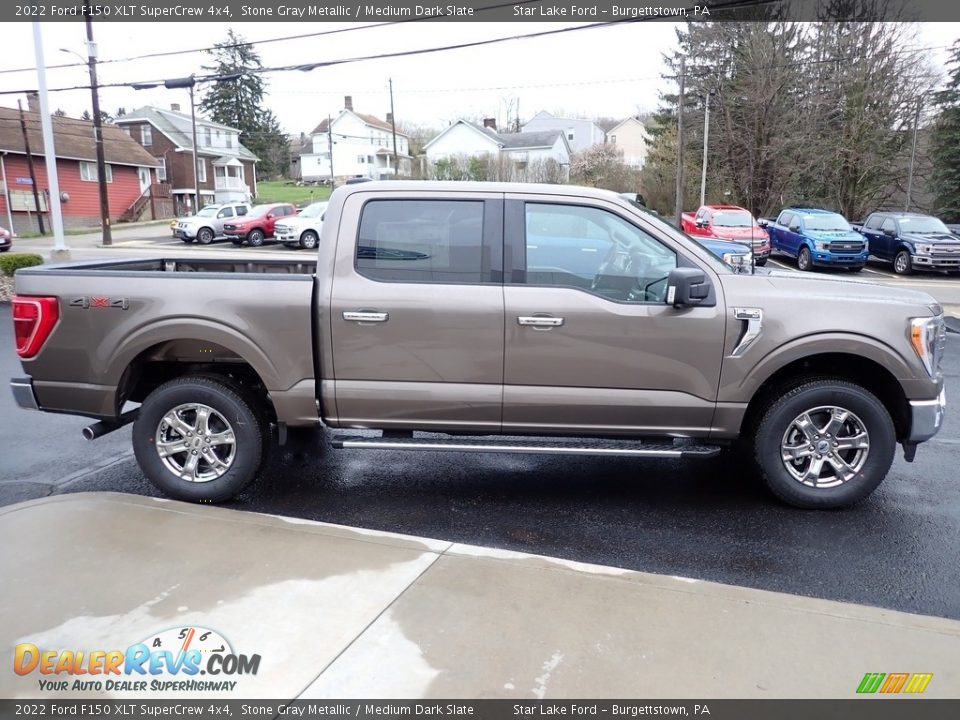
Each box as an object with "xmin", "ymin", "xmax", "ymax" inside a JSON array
[{"xmin": 1, "ymin": 492, "xmax": 958, "ymax": 699}]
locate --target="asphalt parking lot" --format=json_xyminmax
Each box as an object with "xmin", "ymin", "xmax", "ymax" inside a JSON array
[{"xmin": 2, "ymin": 297, "xmax": 958, "ymax": 621}]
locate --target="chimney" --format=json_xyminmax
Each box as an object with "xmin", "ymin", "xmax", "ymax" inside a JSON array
[
  {"xmin": 344, "ymin": 95, "xmax": 353, "ymax": 111},
  {"xmin": 171, "ymin": 103, "xmax": 181, "ymax": 112},
  {"xmin": 483, "ymin": 117, "xmax": 497, "ymax": 131},
  {"xmin": 27, "ymin": 92, "xmax": 40, "ymax": 114},
  {"xmin": 386, "ymin": 112, "xmax": 393, "ymax": 124}
]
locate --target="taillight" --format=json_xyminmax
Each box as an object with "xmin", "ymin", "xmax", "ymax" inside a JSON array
[{"xmin": 12, "ymin": 296, "xmax": 59, "ymax": 359}]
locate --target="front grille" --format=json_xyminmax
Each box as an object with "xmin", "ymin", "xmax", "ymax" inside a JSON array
[
  {"xmin": 932, "ymin": 245, "xmax": 960, "ymax": 255},
  {"xmin": 827, "ymin": 241, "xmax": 865, "ymax": 252}
]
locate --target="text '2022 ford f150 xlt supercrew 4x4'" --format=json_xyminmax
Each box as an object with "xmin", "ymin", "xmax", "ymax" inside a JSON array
[{"xmin": 10, "ymin": 182, "xmax": 947, "ymax": 509}]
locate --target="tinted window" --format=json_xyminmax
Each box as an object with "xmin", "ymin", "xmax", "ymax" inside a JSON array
[
  {"xmin": 217, "ymin": 207, "xmax": 234, "ymax": 219},
  {"xmin": 777, "ymin": 211, "xmax": 794, "ymax": 227},
  {"xmin": 880, "ymin": 217, "xmax": 897, "ymax": 233},
  {"xmin": 864, "ymin": 214, "xmax": 884, "ymax": 230},
  {"xmin": 236, "ymin": 207, "xmax": 248, "ymax": 216},
  {"xmin": 524, "ymin": 203, "xmax": 677, "ymax": 304},
  {"xmin": 357, "ymin": 200, "xmax": 484, "ymax": 283}
]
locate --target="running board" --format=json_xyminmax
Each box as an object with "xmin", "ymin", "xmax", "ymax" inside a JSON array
[{"xmin": 331, "ymin": 436, "xmax": 721, "ymax": 459}]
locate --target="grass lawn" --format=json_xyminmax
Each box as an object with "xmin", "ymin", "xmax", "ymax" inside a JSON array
[{"xmin": 256, "ymin": 181, "xmax": 332, "ymax": 206}]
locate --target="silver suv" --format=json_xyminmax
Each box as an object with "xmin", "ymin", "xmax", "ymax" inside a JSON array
[{"xmin": 175, "ymin": 203, "xmax": 251, "ymax": 244}]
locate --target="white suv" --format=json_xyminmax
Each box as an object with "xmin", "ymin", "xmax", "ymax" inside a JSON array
[{"xmin": 176, "ymin": 203, "xmax": 251, "ymax": 244}]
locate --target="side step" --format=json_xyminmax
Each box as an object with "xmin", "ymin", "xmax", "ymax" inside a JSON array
[{"xmin": 331, "ymin": 435, "xmax": 721, "ymax": 459}]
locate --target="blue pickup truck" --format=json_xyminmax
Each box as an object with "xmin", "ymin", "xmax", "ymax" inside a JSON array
[
  {"xmin": 853, "ymin": 212, "xmax": 960, "ymax": 275},
  {"xmin": 761, "ymin": 208, "xmax": 869, "ymax": 271}
]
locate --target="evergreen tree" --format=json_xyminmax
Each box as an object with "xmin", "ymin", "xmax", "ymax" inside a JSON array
[
  {"xmin": 199, "ymin": 29, "xmax": 289, "ymax": 178},
  {"xmin": 931, "ymin": 40, "xmax": 960, "ymax": 222}
]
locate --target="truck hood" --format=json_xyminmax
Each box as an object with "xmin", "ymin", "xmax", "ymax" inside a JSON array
[
  {"xmin": 805, "ymin": 230, "xmax": 863, "ymax": 242},
  {"xmin": 901, "ymin": 231, "xmax": 960, "ymax": 245},
  {"xmin": 712, "ymin": 226, "xmax": 769, "ymax": 241},
  {"xmin": 758, "ymin": 269, "xmax": 939, "ymax": 311}
]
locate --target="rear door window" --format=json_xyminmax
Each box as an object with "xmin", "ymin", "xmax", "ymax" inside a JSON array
[{"xmin": 356, "ymin": 199, "xmax": 486, "ymax": 283}]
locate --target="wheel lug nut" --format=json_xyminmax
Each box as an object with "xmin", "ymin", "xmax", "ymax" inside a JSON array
[{"xmin": 192, "ymin": 450, "xmax": 197, "ymax": 455}]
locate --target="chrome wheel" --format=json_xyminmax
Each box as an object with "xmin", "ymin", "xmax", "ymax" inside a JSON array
[
  {"xmin": 894, "ymin": 251, "xmax": 911, "ymax": 274},
  {"xmin": 154, "ymin": 403, "xmax": 236, "ymax": 483},
  {"xmin": 780, "ymin": 405, "xmax": 870, "ymax": 488}
]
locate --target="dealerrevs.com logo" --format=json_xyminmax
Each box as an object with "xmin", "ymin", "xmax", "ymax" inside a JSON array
[{"xmin": 14, "ymin": 626, "xmax": 261, "ymax": 693}]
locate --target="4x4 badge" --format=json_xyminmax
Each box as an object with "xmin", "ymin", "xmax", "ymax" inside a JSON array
[{"xmin": 69, "ymin": 297, "xmax": 129, "ymax": 310}]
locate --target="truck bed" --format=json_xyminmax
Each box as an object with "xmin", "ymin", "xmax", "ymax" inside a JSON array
[{"xmin": 14, "ymin": 257, "xmax": 318, "ymax": 424}]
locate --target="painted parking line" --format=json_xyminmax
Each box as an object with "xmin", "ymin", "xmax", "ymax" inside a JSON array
[{"xmin": 767, "ymin": 259, "xmax": 795, "ymax": 271}]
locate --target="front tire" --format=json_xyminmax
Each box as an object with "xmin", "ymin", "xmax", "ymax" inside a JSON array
[
  {"xmin": 894, "ymin": 250, "xmax": 913, "ymax": 275},
  {"xmin": 197, "ymin": 227, "xmax": 214, "ymax": 245},
  {"xmin": 797, "ymin": 246, "xmax": 812, "ymax": 271},
  {"xmin": 132, "ymin": 376, "xmax": 267, "ymax": 503},
  {"xmin": 247, "ymin": 228, "xmax": 265, "ymax": 247},
  {"xmin": 299, "ymin": 230, "xmax": 319, "ymax": 250},
  {"xmin": 751, "ymin": 379, "xmax": 895, "ymax": 509},
  {"xmin": 849, "ymin": 265, "xmax": 864, "ymax": 273}
]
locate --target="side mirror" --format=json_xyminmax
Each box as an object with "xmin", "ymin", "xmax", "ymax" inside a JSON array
[
  {"xmin": 695, "ymin": 219, "xmax": 708, "ymax": 228},
  {"xmin": 789, "ymin": 224, "xmax": 801, "ymax": 233},
  {"xmin": 882, "ymin": 227, "xmax": 896, "ymax": 237},
  {"xmin": 267, "ymin": 213, "xmax": 275, "ymax": 220},
  {"xmin": 757, "ymin": 218, "xmax": 769, "ymax": 228},
  {"xmin": 666, "ymin": 267, "xmax": 711, "ymax": 308}
]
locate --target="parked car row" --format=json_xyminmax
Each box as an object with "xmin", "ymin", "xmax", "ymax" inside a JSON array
[
  {"xmin": 0, "ymin": 225, "xmax": 12, "ymax": 252},
  {"xmin": 173, "ymin": 201, "xmax": 328, "ymax": 250}
]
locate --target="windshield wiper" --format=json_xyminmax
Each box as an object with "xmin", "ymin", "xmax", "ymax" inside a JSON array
[{"xmin": 357, "ymin": 246, "xmax": 430, "ymax": 261}]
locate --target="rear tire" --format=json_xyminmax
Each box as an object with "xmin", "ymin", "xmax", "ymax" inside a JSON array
[
  {"xmin": 797, "ymin": 246, "xmax": 812, "ymax": 271},
  {"xmin": 132, "ymin": 376, "xmax": 267, "ymax": 503},
  {"xmin": 751, "ymin": 379, "xmax": 895, "ymax": 509}
]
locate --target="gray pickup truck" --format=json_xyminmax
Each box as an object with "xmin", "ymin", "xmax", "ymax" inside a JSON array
[{"xmin": 10, "ymin": 182, "xmax": 948, "ymax": 509}]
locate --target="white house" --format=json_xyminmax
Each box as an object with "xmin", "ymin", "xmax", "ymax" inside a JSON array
[
  {"xmin": 300, "ymin": 97, "xmax": 411, "ymax": 182},
  {"xmin": 424, "ymin": 119, "xmax": 571, "ymax": 174},
  {"xmin": 521, "ymin": 111, "xmax": 606, "ymax": 154},
  {"xmin": 607, "ymin": 116, "xmax": 650, "ymax": 169}
]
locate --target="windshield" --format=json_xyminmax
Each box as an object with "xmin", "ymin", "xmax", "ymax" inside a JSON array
[
  {"xmin": 899, "ymin": 216, "xmax": 950, "ymax": 233},
  {"xmin": 196, "ymin": 206, "xmax": 218, "ymax": 217},
  {"xmin": 712, "ymin": 211, "xmax": 753, "ymax": 228},
  {"xmin": 299, "ymin": 202, "xmax": 328, "ymax": 219},
  {"xmin": 803, "ymin": 214, "xmax": 850, "ymax": 232}
]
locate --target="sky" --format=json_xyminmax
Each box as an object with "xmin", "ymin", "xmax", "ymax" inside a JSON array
[{"xmin": 2, "ymin": 21, "xmax": 958, "ymax": 136}]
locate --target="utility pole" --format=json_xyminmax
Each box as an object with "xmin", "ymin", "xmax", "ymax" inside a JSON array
[
  {"xmin": 674, "ymin": 55, "xmax": 686, "ymax": 228},
  {"xmin": 17, "ymin": 100, "xmax": 45, "ymax": 235},
  {"xmin": 389, "ymin": 78, "xmax": 399, "ymax": 179},
  {"xmin": 84, "ymin": 1, "xmax": 111, "ymax": 245},
  {"xmin": 189, "ymin": 82, "xmax": 200, "ymax": 210},
  {"xmin": 906, "ymin": 96, "xmax": 921, "ymax": 212},
  {"xmin": 327, "ymin": 114, "xmax": 335, "ymax": 188},
  {"xmin": 700, "ymin": 91, "xmax": 711, "ymax": 208}
]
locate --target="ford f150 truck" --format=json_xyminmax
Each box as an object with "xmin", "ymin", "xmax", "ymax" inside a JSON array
[
  {"xmin": 853, "ymin": 212, "xmax": 960, "ymax": 275},
  {"xmin": 9, "ymin": 182, "xmax": 947, "ymax": 509},
  {"xmin": 762, "ymin": 208, "xmax": 870, "ymax": 271},
  {"xmin": 681, "ymin": 205, "xmax": 771, "ymax": 265}
]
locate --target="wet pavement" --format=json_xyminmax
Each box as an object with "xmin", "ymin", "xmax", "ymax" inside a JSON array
[{"xmin": 3, "ymin": 303, "xmax": 959, "ymax": 621}]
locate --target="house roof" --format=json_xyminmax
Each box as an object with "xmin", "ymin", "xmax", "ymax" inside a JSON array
[
  {"xmin": 524, "ymin": 110, "xmax": 606, "ymax": 135},
  {"xmin": 0, "ymin": 106, "xmax": 160, "ymax": 167},
  {"xmin": 608, "ymin": 116, "xmax": 647, "ymax": 134},
  {"xmin": 116, "ymin": 106, "xmax": 258, "ymax": 161},
  {"xmin": 423, "ymin": 120, "xmax": 570, "ymax": 155},
  {"xmin": 309, "ymin": 110, "xmax": 409, "ymax": 137}
]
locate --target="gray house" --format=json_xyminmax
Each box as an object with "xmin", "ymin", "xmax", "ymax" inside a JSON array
[{"xmin": 521, "ymin": 111, "xmax": 606, "ymax": 154}]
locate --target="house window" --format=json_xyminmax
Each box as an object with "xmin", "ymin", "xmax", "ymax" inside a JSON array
[
  {"xmin": 610, "ymin": 135, "xmax": 617, "ymax": 144},
  {"xmin": 567, "ymin": 130, "xmax": 575, "ymax": 141},
  {"xmin": 156, "ymin": 157, "xmax": 166, "ymax": 181},
  {"xmin": 368, "ymin": 155, "xmax": 374, "ymax": 163},
  {"xmin": 141, "ymin": 125, "xmax": 152, "ymax": 145},
  {"xmin": 122, "ymin": 127, "xmax": 131, "ymax": 137},
  {"xmin": 79, "ymin": 162, "xmax": 112, "ymax": 182},
  {"xmin": 204, "ymin": 128, "xmax": 212, "ymax": 147},
  {"xmin": 358, "ymin": 155, "xmax": 366, "ymax": 164},
  {"xmin": 196, "ymin": 158, "xmax": 207, "ymax": 183}
]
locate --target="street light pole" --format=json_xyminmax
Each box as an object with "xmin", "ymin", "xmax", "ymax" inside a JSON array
[
  {"xmin": 83, "ymin": 2, "xmax": 111, "ymax": 245},
  {"xmin": 700, "ymin": 92, "xmax": 711, "ymax": 208},
  {"xmin": 674, "ymin": 55, "xmax": 686, "ymax": 228},
  {"xmin": 189, "ymin": 82, "xmax": 200, "ymax": 210}
]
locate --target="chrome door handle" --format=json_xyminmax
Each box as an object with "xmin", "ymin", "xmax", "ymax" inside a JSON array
[
  {"xmin": 517, "ymin": 316, "xmax": 564, "ymax": 328},
  {"xmin": 343, "ymin": 311, "xmax": 389, "ymax": 323}
]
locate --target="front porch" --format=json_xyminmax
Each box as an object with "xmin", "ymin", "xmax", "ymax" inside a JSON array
[{"xmin": 213, "ymin": 157, "xmax": 251, "ymax": 203}]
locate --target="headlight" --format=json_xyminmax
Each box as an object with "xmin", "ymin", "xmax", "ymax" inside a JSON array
[
  {"xmin": 915, "ymin": 244, "xmax": 934, "ymax": 255},
  {"xmin": 814, "ymin": 240, "xmax": 829, "ymax": 250},
  {"xmin": 722, "ymin": 252, "xmax": 750, "ymax": 267},
  {"xmin": 910, "ymin": 315, "xmax": 946, "ymax": 377}
]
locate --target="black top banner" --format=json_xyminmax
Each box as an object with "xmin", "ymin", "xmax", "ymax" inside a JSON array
[{"xmin": 5, "ymin": 0, "xmax": 960, "ymax": 23}]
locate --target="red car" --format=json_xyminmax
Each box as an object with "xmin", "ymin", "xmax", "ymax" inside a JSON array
[
  {"xmin": 681, "ymin": 204, "xmax": 771, "ymax": 265},
  {"xmin": 222, "ymin": 203, "xmax": 298, "ymax": 247},
  {"xmin": 0, "ymin": 225, "xmax": 11, "ymax": 252}
]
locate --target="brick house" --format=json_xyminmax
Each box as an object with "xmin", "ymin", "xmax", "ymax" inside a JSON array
[
  {"xmin": 116, "ymin": 106, "xmax": 258, "ymax": 216},
  {"xmin": 0, "ymin": 101, "xmax": 163, "ymax": 235}
]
